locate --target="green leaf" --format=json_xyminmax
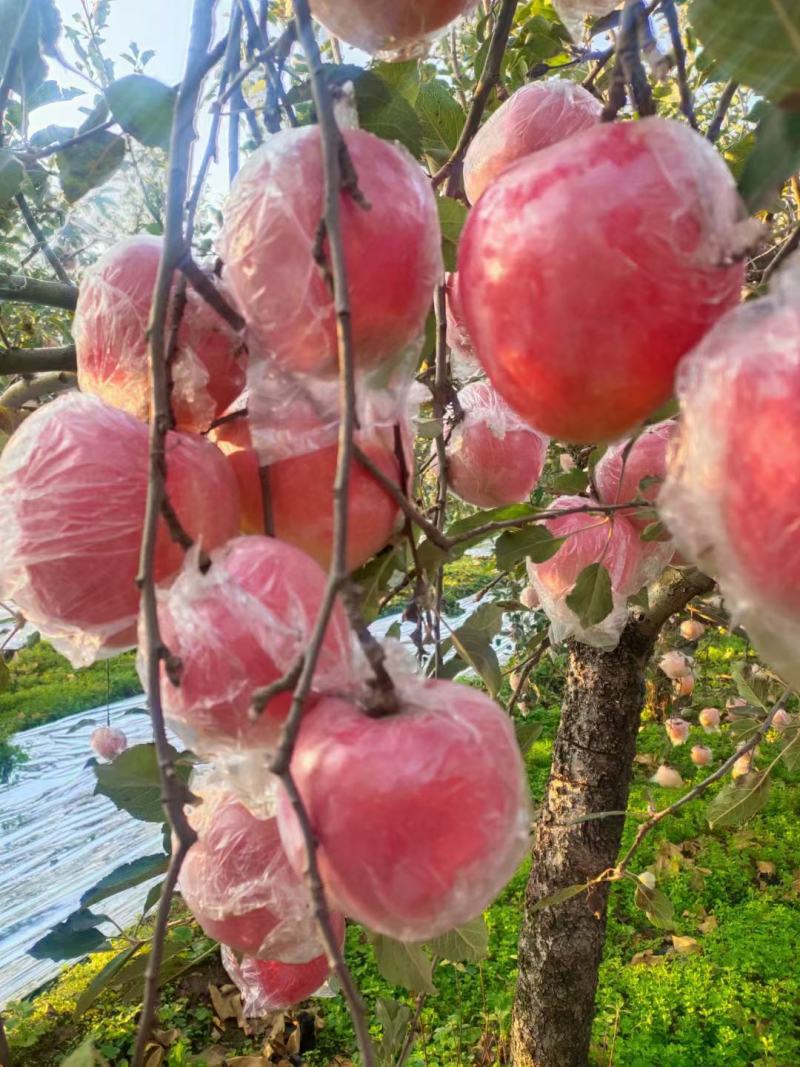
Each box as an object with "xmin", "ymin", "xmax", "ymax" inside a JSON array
[
  {"xmin": 566, "ymin": 563, "xmax": 614, "ymax": 629},
  {"xmin": 531, "ymin": 882, "xmax": 588, "ymax": 912},
  {"xmin": 449, "ymin": 603, "xmax": 505, "ymax": 696},
  {"xmin": 142, "ymin": 879, "xmax": 165, "ymax": 916},
  {"xmin": 352, "ymin": 546, "xmax": 405, "ymax": 623},
  {"xmin": 437, "ymin": 197, "xmax": 468, "ymax": 272},
  {"xmin": 418, "ymin": 504, "xmax": 539, "ymax": 571},
  {"xmin": 515, "ymin": 721, "xmax": 544, "ymax": 754},
  {"xmin": 74, "ymin": 943, "xmax": 142, "ymax": 1018},
  {"xmin": 80, "ymin": 853, "xmax": 169, "ymax": 908},
  {"xmin": 633, "ymin": 883, "xmax": 676, "ymax": 930},
  {"xmin": 0, "ymin": 149, "xmax": 24, "ymax": 203},
  {"xmin": 495, "ymin": 526, "xmax": 565, "ymax": 571},
  {"xmin": 0, "ymin": 0, "xmax": 59, "ymax": 99},
  {"xmin": 690, "ymin": 0, "xmax": 800, "ymax": 101},
  {"xmin": 354, "ymin": 71, "xmax": 422, "ymax": 158},
  {"xmin": 57, "ymin": 130, "xmax": 125, "ymax": 203},
  {"xmin": 641, "ymin": 520, "xmax": 667, "ymax": 542},
  {"xmin": 425, "ymin": 915, "xmax": 489, "ymax": 963},
  {"xmin": 371, "ymin": 934, "xmax": 436, "ymax": 994},
  {"xmin": 376, "ymin": 997, "xmax": 414, "ymax": 1063},
  {"xmin": 27, "ymin": 79, "xmax": 84, "ymax": 110},
  {"xmin": 416, "ymin": 79, "xmax": 464, "ymax": 161},
  {"xmin": 551, "ymin": 469, "xmax": 589, "ymax": 494},
  {"xmin": 60, "ymin": 1039, "xmax": 109, "ymax": 1067},
  {"xmin": 30, "ymin": 908, "xmax": 111, "ymax": 961},
  {"xmin": 93, "ymin": 741, "xmax": 186, "ymax": 822},
  {"xmin": 731, "ymin": 661, "xmax": 768, "ymax": 710},
  {"xmin": 738, "ymin": 105, "xmax": 800, "ymax": 211},
  {"xmin": 706, "ymin": 772, "xmax": 771, "ymax": 829},
  {"xmin": 105, "ymin": 74, "xmax": 176, "ymax": 150},
  {"xmin": 371, "ymin": 60, "xmax": 420, "ymax": 104}
]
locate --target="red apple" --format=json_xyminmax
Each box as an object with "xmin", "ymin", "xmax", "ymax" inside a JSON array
[
  {"xmin": 218, "ymin": 126, "xmax": 442, "ymax": 377},
  {"xmin": 594, "ymin": 419, "xmax": 678, "ymax": 532},
  {"xmin": 152, "ymin": 535, "xmax": 352, "ymax": 757},
  {"xmin": 660, "ymin": 270, "xmax": 800, "ymax": 688},
  {"xmin": 526, "ymin": 494, "xmax": 647, "ymax": 647},
  {"xmin": 180, "ymin": 786, "xmax": 338, "ymax": 963},
  {"xmin": 309, "ymin": 0, "xmax": 477, "ymax": 56},
  {"xmin": 74, "ymin": 235, "xmax": 246, "ymax": 433},
  {"xmin": 89, "ymin": 726, "xmax": 128, "ymax": 761},
  {"xmin": 444, "ymin": 380, "xmax": 549, "ymax": 507},
  {"xmin": 221, "ymin": 921, "xmax": 343, "ymax": 1015},
  {"xmin": 277, "ymin": 678, "xmax": 531, "ymax": 942},
  {"xmin": 463, "ymin": 79, "xmax": 602, "ymax": 204},
  {"xmin": 458, "ymin": 117, "xmax": 747, "ymax": 443},
  {"xmin": 0, "ymin": 393, "xmax": 240, "ymax": 666},
  {"xmin": 214, "ymin": 408, "xmax": 406, "ymax": 573}
]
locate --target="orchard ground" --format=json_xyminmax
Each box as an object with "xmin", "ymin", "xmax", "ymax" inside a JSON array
[{"xmin": 5, "ymin": 620, "xmax": 800, "ymax": 1066}]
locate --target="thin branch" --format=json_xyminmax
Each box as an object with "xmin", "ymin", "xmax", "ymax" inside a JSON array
[
  {"xmin": 267, "ymin": 3, "xmax": 376, "ymax": 1064},
  {"xmin": 432, "ymin": 0, "xmax": 519, "ymax": 194},
  {"xmin": 0, "ymin": 273, "xmax": 78, "ymax": 310},
  {"xmin": 14, "ymin": 195, "xmax": 72, "ymax": 285},
  {"xmin": 762, "ymin": 221, "xmax": 800, "ymax": 285},
  {"xmin": 340, "ymin": 581, "xmax": 399, "ymax": 717},
  {"xmin": 445, "ymin": 501, "xmax": 645, "ymax": 550},
  {"xmin": 227, "ymin": 5, "xmax": 244, "ymax": 181},
  {"xmin": 602, "ymin": 0, "xmax": 655, "ymax": 122},
  {"xmin": 507, "ymin": 637, "xmax": 550, "ymax": 715},
  {"xmin": 29, "ymin": 119, "xmax": 115, "ymax": 159},
  {"xmin": 432, "ymin": 284, "xmax": 449, "ymax": 676},
  {"xmin": 614, "ymin": 689, "xmax": 791, "ymax": 876},
  {"xmin": 706, "ymin": 79, "xmax": 738, "ymax": 144},
  {"xmin": 0, "ymin": 370, "xmax": 76, "ymax": 407},
  {"xmin": 661, "ymin": 0, "xmax": 697, "ymax": 129},
  {"xmin": 353, "ymin": 443, "xmax": 449, "ymax": 550},
  {"xmin": 177, "ymin": 254, "xmax": 246, "ymax": 331},
  {"xmin": 0, "ymin": 344, "xmax": 76, "ymax": 373},
  {"xmin": 132, "ymin": 2, "xmax": 216, "ymax": 1062}
]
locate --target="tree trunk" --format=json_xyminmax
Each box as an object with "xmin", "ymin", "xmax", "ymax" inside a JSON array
[
  {"xmin": 511, "ymin": 570, "xmax": 713, "ymax": 1067},
  {"xmin": 0, "ymin": 1012, "xmax": 10, "ymax": 1067}
]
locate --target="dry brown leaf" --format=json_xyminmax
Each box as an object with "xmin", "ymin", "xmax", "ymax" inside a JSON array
[
  {"xmin": 757, "ymin": 860, "xmax": 777, "ymax": 875},
  {"xmin": 228, "ymin": 1057, "xmax": 268, "ymax": 1067},
  {"xmin": 152, "ymin": 1029, "xmax": 181, "ymax": 1047},
  {"xmin": 196, "ymin": 1048, "xmax": 228, "ymax": 1067},
  {"xmin": 143, "ymin": 1048, "xmax": 164, "ymax": 1067},
  {"xmin": 671, "ymin": 935, "xmax": 702, "ymax": 955},
  {"xmin": 630, "ymin": 949, "xmax": 666, "ymax": 966},
  {"xmin": 698, "ymin": 913, "xmax": 718, "ymax": 934},
  {"xmin": 209, "ymin": 983, "xmax": 244, "ymax": 1024}
]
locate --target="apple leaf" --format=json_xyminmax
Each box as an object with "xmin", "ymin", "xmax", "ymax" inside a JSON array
[
  {"xmin": 371, "ymin": 934, "xmax": 436, "ymax": 994},
  {"xmin": 105, "ymin": 74, "xmax": 176, "ymax": 150},
  {"xmin": 566, "ymin": 563, "xmax": 613, "ymax": 629},
  {"xmin": 690, "ymin": 0, "xmax": 800, "ymax": 102},
  {"xmin": 706, "ymin": 772, "xmax": 771, "ymax": 829},
  {"xmin": 425, "ymin": 915, "xmax": 489, "ymax": 963}
]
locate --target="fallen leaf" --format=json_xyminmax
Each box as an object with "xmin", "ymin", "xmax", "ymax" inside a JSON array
[
  {"xmin": 630, "ymin": 949, "xmax": 666, "ymax": 966},
  {"xmin": 756, "ymin": 860, "xmax": 777, "ymax": 875},
  {"xmin": 195, "ymin": 1049, "xmax": 227, "ymax": 1067},
  {"xmin": 698, "ymin": 913, "xmax": 718, "ymax": 935},
  {"xmin": 671, "ymin": 935, "xmax": 702, "ymax": 955}
]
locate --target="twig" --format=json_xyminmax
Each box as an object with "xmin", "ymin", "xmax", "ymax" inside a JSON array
[
  {"xmin": 706, "ymin": 79, "xmax": 738, "ymax": 144},
  {"xmin": 14, "ymin": 195, "xmax": 72, "ymax": 285},
  {"xmin": 267, "ymin": 3, "xmax": 376, "ymax": 1064},
  {"xmin": 602, "ymin": 0, "xmax": 655, "ymax": 122},
  {"xmin": 613, "ymin": 688, "xmax": 791, "ymax": 876},
  {"xmin": 395, "ymin": 964, "xmax": 439, "ymax": 1067},
  {"xmin": 0, "ymin": 273, "xmax": 78, "ymax": 310},
  {"xmin": 445, "ymin": 501, "xmax": 643, "ymax": 550},
  {"xmin": 432, "ymin": 284, "xmax": 449, "ymax": 676},
  {"xmin": 177, "ymin": 254, "xmax": 246, "ymax": 330},
  {"xmin": 507, "ymin": 637, "xmax": 550, "ymax": 714},
  {"xmin": 29, "ymin": 119, "xmax": 115, "ymax": 159},
  {"xmin": 353, "ymin": 443, "xmax": 450, "ymax": 549},
  {"xmin": 251, "ymin": 657, "xmax": 304, "ymax": 717},
  {"xmin": 432, "ymin": 0, "xmax": 519, "ymax": 194},
  {"xmin": 661, "ymin": 0, "xmax": 697, "ymax": 129},
  {"xmin": 341, "ymin": 581, "xmax": 399, "ymax": 717},
  {"xmin": 132, "ymin": 2, "xmax": 217, "ymax": 1062},
  {"xmin": 762, "ymin": 221, "xmax": 800, "ymax": 285},
  {"xmin": 0, "ymin": 370, "xmax": 76, "ymax": 407},
  {"xmin": 0, "ymin": 344, "xmax": 76, "ymax": 373},
  {"xmin": 227, "ymin": 5, "xmax": 244, "ymax": 181}
]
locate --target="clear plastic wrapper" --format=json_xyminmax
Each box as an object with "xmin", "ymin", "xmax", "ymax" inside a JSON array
[
  {"xmin": 443, "ymin": 380, "xmax": 549, "ymax": 508},
  {"xmin": 143, "ymin": 536, "xmax": 353, "ymax": 760},
  {"xmin": 526, "ymin": 495, "xmax": 669, "ymax": 649},
  {"xmin": 458, "ymin": 116, "xmax": 751, "ymax": 443},
  {"xmin": 554, "ymin": 0, "xmax": 620, "ymax": 39},
  {"xmin": 221, "ymin": 933, "xmax": 340, "ymax": 1016},
  {"xmin": 0, "ymin": 393, "xmax": 240, "ymax": 667},
  {"xmin": 445, "ymin": 272, "xmax": 479, "ymax": 378},
  {"xmin": 74, "ymin": 235, "xmax": 246, "ymax": 434},
  {"xmin": 309, "ymin": 0, "xmax": 478, "ymax": 59},
  {"xmin": 463, "ymin": 79, "xmax": 602, "ymax": 204},
  {"xmin": 89, "ymin": 726, "xmax": 128, "ymax": 761},
  {"xmin": 218, "ymin": 126, "xmax": 442, "ymax": 380},
  {"xmin": 277, "ymin": 674, "xmax": 531, "ymax": 942},
  {"xmin": 594, "ymin": 419, "xmax": 678, "ymax": 534},
  {"xmin": 660, "ymin": 255, "xmax": 800, "ymax": 692},
  {"xmin": 180, "ymin": 773, "xmax": 337, "ymax": 964},
  {"xmin": 224, "ymin": 396, "xmax": 411, "ymax": 573}
]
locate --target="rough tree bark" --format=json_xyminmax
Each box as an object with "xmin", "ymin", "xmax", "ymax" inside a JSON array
[{"xmin": 511, "ymin": 569, "xmax": 714, "ymax": 1067}]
